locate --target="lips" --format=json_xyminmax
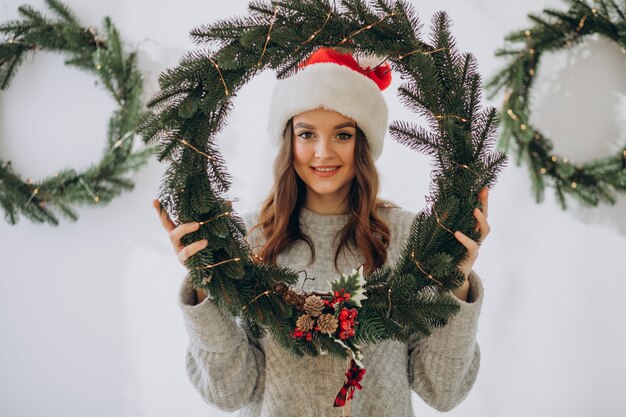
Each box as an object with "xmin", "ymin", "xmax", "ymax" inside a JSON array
[{"xmin": 310, "ymin": 166, "xmax": 341, "ymax": 177}]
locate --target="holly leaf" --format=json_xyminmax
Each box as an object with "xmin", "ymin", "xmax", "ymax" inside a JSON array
[{"xmin": 329, "ymin": 264, "xmax": 368, "ymax": 308}]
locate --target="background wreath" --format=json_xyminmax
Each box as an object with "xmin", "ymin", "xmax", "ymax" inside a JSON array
[
  {"xmin": 139, "ymin": 0, "xmax": 506, "ymax": 404},
  {"xmin": 0, "ymin": 0, "xmax": 153, "ymax": 225},
  {"xmin": 486, "ymin": 0, "xmax": 626, "ymax": 209}
]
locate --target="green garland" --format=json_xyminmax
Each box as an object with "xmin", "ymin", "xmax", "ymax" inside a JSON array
[
  {"xmin": 139, "ymin": 0, "xmax": 505, "ymax": 375},
  {"xmin": 486, "ymin": 0, "xmax": 626, "ymax": 209},
  {"xmin": 0, "ymin": 0, "xmax": 153, "ymax": 225}
]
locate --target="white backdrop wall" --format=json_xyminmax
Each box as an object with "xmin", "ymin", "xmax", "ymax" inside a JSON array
[{"xmin": 1, "ymin": 1, "xmax": 625, "ymax": 416}]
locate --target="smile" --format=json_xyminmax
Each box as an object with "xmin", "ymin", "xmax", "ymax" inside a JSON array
[{"xmin": 310, "ymin": 166, "xmax": 341, "ymax": 177}]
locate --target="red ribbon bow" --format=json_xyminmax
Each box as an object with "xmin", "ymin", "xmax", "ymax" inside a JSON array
[{"xmin": 333, "ymin": 359, "xmax": 366, "ymax": 407}]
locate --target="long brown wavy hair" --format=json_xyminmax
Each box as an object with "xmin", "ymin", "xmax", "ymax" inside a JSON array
[{"xmin": 249, "ymin": 116, "xmax": 399, "ymax": 276}]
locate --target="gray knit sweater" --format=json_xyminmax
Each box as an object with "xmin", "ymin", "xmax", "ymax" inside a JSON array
[{"xmin": 178, "ymin": 205, "xmax": 484, "ymax": 417}]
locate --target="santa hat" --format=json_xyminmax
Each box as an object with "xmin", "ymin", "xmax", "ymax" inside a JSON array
[{"xmin": 267, "ymin": 47, "xmax": 392, "ymax": 161}]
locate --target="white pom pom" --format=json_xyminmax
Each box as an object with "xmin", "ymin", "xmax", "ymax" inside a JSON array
[{"xmin": 354, "ymin": 51, "xmax": 386, "ymax": 70}]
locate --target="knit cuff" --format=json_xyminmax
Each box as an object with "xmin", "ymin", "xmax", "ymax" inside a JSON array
[
  {"xmin": 178, "ymin": 277, "xmax": 246, "ymax": 353},
  {"xmin": 424, "ymin": 270, "xmax": 484, "ymax": 359}
]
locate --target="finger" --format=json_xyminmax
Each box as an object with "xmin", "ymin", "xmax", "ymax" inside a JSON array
[
  {"xmin": 473, "ymin": 208, "xmax": 491, "ymax": 238},
  {"xmin": 153, "ymin": 199, "xmax": 176, "ymax": 232},
  {"xmin": 454, "ymin": 230, "xmax": 479, "ymax": 254},
  {"xmin": 170, "ymin": 222, "xmax": 201, "ymax": 248},
  {"xmin": 178, "ymin": 239, "xmax": 209, "ymax": 264},
  {"xmin": 479, "ymin": 187, "xmax": 489, "ymax": 218}
]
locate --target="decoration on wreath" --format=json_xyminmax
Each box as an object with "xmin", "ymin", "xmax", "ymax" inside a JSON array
[
  {"xmin": 0, "ymin": 0, "xmax": 153, "ymax": 225},
  {"xmin": 138, "ymin": 0, "xmax": 506, "ymax": 408},
  {"xmin": 486, "ymin": 0, "xmax": 626, "ymax": 209},
  {"xmin": 292, "ymin": 266, "xmax": 364, "ymax": 362}
]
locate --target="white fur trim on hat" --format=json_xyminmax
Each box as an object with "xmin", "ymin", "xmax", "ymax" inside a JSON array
[{"xmin": 267, "ymin": 63, "xmax": 388, "ymax": 161}]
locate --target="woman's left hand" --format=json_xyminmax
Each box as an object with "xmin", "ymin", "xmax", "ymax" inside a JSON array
[{"xmin": 451, "ymin": 187, "xmax": 490, "ymax": 300}]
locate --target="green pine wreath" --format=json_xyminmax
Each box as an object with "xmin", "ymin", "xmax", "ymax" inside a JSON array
[
  {"xmin": 139, "ymin": 0, "xmax": 506, "ymax": 368},
  {"xmin": 486, "ymin": 0, "xmax": 626, "ymax": 209},
  {"xmin": 0, "ymin": 0, "xmax": 153, "ymax": 225}
]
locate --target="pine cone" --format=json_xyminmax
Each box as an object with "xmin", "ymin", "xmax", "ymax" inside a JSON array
[
  {"xmin": 304, "ymin": 295, "xmax": 325, "ymax": 317},
  {"xmin": 317, "ymin": 313, "xmax": 338, "ymax": 335},
  {"xmin": 296, "ymin": 314, "xmax": 314, "ymax": 332},
  {"xmin": 275, "ymin": 283, "xmax": 306, "ymax": 309},
  {"xmin": 284, "ymin": 290, "xmax": 306, "ymax": 309}
]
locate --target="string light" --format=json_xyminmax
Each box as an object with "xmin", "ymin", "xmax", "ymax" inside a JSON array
[
  {"xmin": 176, "ymin": 138, "xmax": 216, "ymax": 161},
  {"xmin": 577, "ymin": 15, "xmax": 588, "ymax": 32},
  {"xmin": 433, "ymin": 210, "xmax": 455, "ymax": 236},
  {"xmin": 241, "ymin": 290, "xmax": 273, "ymax": 312},
  {"xmin": 198, "ymin": 210, "xmax": 232, "ymax": 226},
  {"xmin": 434, "ymin": 114, "xmax": 468, "ymax": 122},
  {"xmin": 506, "ymin": 108, "xmax": 519, "ymax": 121},
  {"xmin": 112, "ymin": 131, "xmax": 133, "ymax": 150},
  {"xmin": 520, "ymin": 123, "xmax": 527, "ymax": 130},
  {"xmin": 294, "ymin": 10, "xmax": 333, "ymax": 53},
  {"xmin": 540, "ymin": 168, "xmax": 547, "ymax": 174},
  {"xmin": 551, "ymin": 155, "xmax": 558, "ymax": 162},
  {"xmin": 207, "ymin": 56, "xmax": 229, "ymax": 96},
  {"xmin": 397, "ymin": 47, "xmax": 450, "ymax": 60},
  {"xmin": 450, "ymin": 160, "xmax": 480, "ymax": 177},
  {"xmin": 411, "ymin": 250, "xmax": 444, "ymax": 287},
  {"xmin": 258, "ymin": 5, "xmax": 280, "ymax": 67},
  {"xmin": 194, "ymin": 257, "xmax": 242, "ymax": 272},
  {"xmin": 26, "ymin": 188, "xmax": 39, "ymax": 206},
  {"xmin": 337, "ymin": 11, "xmax": 397, "ymax": 46},
  {"xmin": 571, "ymin": 182, "xmax": 578, "ymax": 189},
  {"xmin": 78, "ymin": 176, "xmax": 100, "ymax": 203}
]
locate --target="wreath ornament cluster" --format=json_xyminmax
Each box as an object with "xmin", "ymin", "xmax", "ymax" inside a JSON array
[
  {"xmin": 138, "ymin": 0, "xmax": 506, "ymax": 407},
  {"xmin": 486, "ymin": 0, "xmax": 626, "ymax": 209},
  {"xmin": 0, "ymin": 0, "xmax": 153, "ymax": 225}
]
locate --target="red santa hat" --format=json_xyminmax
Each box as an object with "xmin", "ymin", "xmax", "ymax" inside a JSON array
[{"xmin": 267, "ymin": 47, "xmax": 392, "ymax": 161}]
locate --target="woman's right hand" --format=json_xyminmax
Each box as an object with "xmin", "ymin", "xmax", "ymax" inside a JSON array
[{"xmin": 152, "ymin": 199, "xmax": 208, "ymax": 266}]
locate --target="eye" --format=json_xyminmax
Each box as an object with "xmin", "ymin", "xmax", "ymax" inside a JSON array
[
  {"xmin": 336, "ymin": 132, "xmax": 353, "ymax": 141},
  {"xmin": 297, "ymin": 131, "xmax": 314, "ymax": 139}
]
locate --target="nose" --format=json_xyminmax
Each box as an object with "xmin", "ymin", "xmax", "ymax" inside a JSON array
[{"xmin": 314, "ymin": 136, "xmax": 334, "ymax": 159}]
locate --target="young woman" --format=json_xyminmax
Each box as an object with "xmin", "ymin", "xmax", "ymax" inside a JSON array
[{"xmin": 153, "ymin": 47, "xmax": 490, "ymax": 417}]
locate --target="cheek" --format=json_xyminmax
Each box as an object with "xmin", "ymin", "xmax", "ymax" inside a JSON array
[
  {"xmin": 341, "ymin": 143, "xmax": 356, "ymax": 167},
  {"xmin": 292, "ymin": 142, "xmax": 311, "ymax": 171}
]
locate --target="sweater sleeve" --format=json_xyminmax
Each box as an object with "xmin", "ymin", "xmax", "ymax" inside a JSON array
[
  {"xmin": 178, "ymin": 273, "xmax": 266, "ymax": 412},
  {"xmin": 407, "ymin": 269, "xmax": 484, "ymax": 412}
]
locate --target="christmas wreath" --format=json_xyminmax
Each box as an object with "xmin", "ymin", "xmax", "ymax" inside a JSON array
[
  {"xmin": 486, "ymin": 0, "xmax": 626, "ymax": 209},
  {"xmin": 139, "ymin": 0, "xmax": 506, "ymax": 406},
  {"xmin": 0, "ymin": 0, "xmax": 153, "ymax": 225}
]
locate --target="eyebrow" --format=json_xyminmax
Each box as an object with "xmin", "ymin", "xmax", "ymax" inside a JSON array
[{"xmin": 293, "ymin": 121, "xmax": 356, "ymax": 130}]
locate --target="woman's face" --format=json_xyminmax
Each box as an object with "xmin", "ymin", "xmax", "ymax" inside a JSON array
[{"xmin": 291, "ymin": 108, "xmax": 357, "ymax": 212}]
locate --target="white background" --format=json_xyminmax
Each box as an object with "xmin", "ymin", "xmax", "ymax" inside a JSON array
[{"xmin": 1, "ymin": 0, "xmax": 625, "ymax": 416}]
